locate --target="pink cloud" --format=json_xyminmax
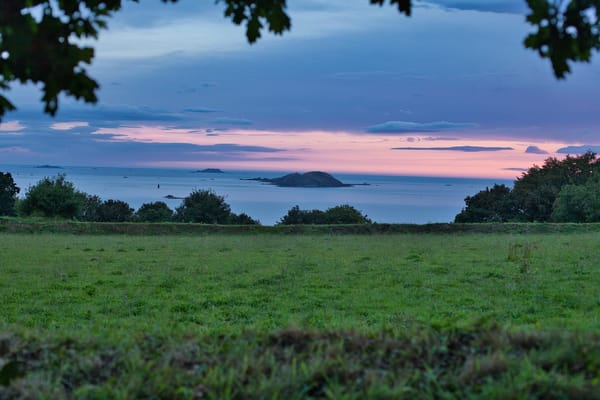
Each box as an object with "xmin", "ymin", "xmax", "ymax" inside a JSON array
[
  {"xmin": 0, "ymin": 121, "xmax": 25, "ymax": 132},
  {"xmin": 50, "ymin": 121, "xmax": 89, "ymax": 130},
  {"xmin": 90, "ymin": 125, "xmax": 577, "ymax": 178}
]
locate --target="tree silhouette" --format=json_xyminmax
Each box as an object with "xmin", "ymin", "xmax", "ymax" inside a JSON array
[{"xmin": 0, "ymin": 0, "xmax": 598, "ymax": 120}]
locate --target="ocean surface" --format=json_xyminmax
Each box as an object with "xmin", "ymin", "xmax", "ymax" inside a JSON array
[{"xmin": 1, "ymin": 165, "xmax": 513, "ymax": 225}]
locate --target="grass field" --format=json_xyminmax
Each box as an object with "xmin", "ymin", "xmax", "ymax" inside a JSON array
[{"xmin": 1, "ymin": 230, "xmax": 600, "ymax": 398}]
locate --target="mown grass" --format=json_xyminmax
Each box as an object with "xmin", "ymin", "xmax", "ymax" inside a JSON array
[{"xmin": 1, "ymin": 231, "xmax": 600, "ymax": 397}]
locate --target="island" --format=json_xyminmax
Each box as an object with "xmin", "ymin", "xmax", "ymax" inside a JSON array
[
  {"xmin": 243, "ymin": 171, "xmax": 354, "ymax": 188},
  {"xmin": 164, "ymin": 194, "xmax": 185, "ymax": 199},
  {"xmin": 193, "ymin": 168, "xmax": 224, "ymax": 173},
  {"xmin": 35, "ymin": 165, "xmax": 63, "ymax": 169}
]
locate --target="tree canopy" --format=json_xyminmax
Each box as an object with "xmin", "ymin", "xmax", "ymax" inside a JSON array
[
  {"xmin": 455, "ymin": 152, "xmax": 600, "ymax": 223},
  {"xmin": 0, "ymin": 171, "xmax": 20, "ymax": 216},
  {"xmin": 0, "ymin": 0, "xmax": 598, "ymax": 120}
]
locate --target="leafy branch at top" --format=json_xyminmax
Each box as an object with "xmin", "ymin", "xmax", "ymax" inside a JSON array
[{"xmin": 0, "ymin": 0, "xmax": 598, "ymax": 121}]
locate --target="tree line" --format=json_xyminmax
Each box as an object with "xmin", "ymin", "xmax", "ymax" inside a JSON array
[
  {"xmin": 455, "ymin": 152, "xmax": 600, "ymax": 223},
  {"xmin": 0, "ymin": 173, "xmax": 371, "ymax": 225}
]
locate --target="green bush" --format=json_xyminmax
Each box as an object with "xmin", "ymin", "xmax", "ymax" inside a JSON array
[
  {"xmin": 552, "ymin": 175, "xmax": 600, "ymax": 222},
  {"xmin": 136, "ymin": 201, "xmax": 173, "ymax": 222},
  {"xmin": 279, "ymin": 205, "xmax": 322, "ymax": 224},
  {"xmin": 279, "ymin": 204, "xmax": 370, "ymax": 225},
  {"xmin": 0, "ymin": 171, "xmax": 20, "ymax": 216},
  {"xmin": 511, "ymin": 152, "xmax": 600, "ymax": 221},
  {"xmin": 321, "ymin": 204, "xmax": 371, "ymax": 224},
  {"xmin": 174, "ymin": 189, "xmax": 232, "ymax": 224},
  {"xmin": 229, "ymin": 212, "xmax": 260, "ymax": 225},
  {"xmin": 454, "ymin": 184, "xmax": 515, "ymax": 223},
  {"xmin": 80, "ymin": 194, "xmax": 103, "ymax": 221},
  {"xmin": 96, "ymin": 199, "xmax": 134, "ymax": 222},
  {"xmin": 455, "ymin": 152, "xmax": 600, "ymax": 223},
  {"xmin": 20, "ymin": 174, "xmax": 86, "ymax": 219}
]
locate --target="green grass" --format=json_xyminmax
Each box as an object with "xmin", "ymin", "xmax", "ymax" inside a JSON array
[{"xmin": 1, "ymin": 231, "xmax": 600, "ymax": 397}]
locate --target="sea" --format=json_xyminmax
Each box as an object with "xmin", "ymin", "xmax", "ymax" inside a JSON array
[{"xmin": 1, "ymin": 165, "xmax": 513, "ymax": 225}]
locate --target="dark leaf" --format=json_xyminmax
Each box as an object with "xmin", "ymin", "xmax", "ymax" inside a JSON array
[{"xmin": 0, "ymin": 361, "xmax": 25, "ymax": 386}]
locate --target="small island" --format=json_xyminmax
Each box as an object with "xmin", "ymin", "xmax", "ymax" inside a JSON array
[
  {"xmin": 193, "ymin": 168, "xmax": 224, "ymax": 173},
  {"xmin": 35, "ymin": 165, "xmax": 63, "ymax": 169},
  {"xmin": 243, "ymin": 171, "xmax": 354, "ymax": 188}
]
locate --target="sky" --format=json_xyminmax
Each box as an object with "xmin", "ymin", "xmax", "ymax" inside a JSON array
[{"xmin": 1, "ymin": 0, "xmax": 599, "ymax": 178}]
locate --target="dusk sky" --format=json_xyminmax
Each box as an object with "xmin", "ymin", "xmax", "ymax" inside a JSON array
[{"xmin": 1, "ymin": 0, "xmax": 599, "ymax": 178}]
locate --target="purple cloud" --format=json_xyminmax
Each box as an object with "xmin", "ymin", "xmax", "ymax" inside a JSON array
[
  {"xmin": 367, "ymin": 121, "xmax": 477, "ymax": 134},
  {"xmin": 392, "ymin": 146, "xmax": 513, "ymax": 152},
  {"xmin": 556, "ymin": 145, "xmax": 600, "ymax": 154},
  {"xmin": 525, "ymin": 145, "xmax": 548, "ymax": 154}
]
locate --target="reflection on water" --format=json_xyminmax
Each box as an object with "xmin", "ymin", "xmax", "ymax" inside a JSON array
[{"xmin": 2, "ymin": 165, "xmax": 512, "ymax": 225}]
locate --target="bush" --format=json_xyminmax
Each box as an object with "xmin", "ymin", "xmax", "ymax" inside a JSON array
[
  {"xmin": 80, "ymin": 194, "xmax": 103, "ymax": 221},
  {"xmin": 321, "ymin": 204, "xmax": 371, "ymax": 224},
  {"xmin": 96, "ymin": 199, "xmax": 134, "ymax": 222},
  {"xmin": 20, "ymin": 174, "xmax": 86, "ymax": 219},
  {"xmin": 0, "ymin": 171, "xmax": 20, "ymax": 216},
  {"xmin": 174, "ymin": 189, "xmax": 232, "ymax": 224},
  {"xmin": 279, "ymin": 204, "xmax": 370, "ymax": 225},
  {"xmin": 455, "ymin": 152, "xmax": 600, "ymax": 223},
  {"xmin": 454, "ymin": 184, "xmax": 515, "ymax": 223},
  {"xmin": 230, "ymin": 212, "xmax": 260, "ymax": 225},
  {"xmin": 279, "ymin": 205, "xmax": 322, "ymax": 224},
  {"xmin": 552, "ymin": 175, "xmax": 600, "ymax": 222},
  {"xmin": 512, "ymin": 152, "xmax": 600, "ymax": 221},
  {"xmin": 136, "ymin": 201, "xmax": 173, "ymax": 222}
]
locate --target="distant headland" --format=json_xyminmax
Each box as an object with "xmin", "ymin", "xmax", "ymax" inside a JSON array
[{"xmin": 243, "ymin": 171, "xmax": 359, "ymax": 188}]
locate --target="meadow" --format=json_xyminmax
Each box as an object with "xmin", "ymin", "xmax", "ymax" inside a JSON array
[{"xmin": 1, "ymin": 228, "xmax": 600, "ymax": 398}]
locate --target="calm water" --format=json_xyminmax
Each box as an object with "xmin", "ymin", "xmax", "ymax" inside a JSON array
[{"xmin": 1, "ymin": 165, "xmax": 512, "ymax": 225}]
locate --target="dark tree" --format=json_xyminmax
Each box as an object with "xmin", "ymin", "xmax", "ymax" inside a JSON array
[
  {"xmin": 0, "ymin": 171, "xmax": 20, "ymax": 216},
  {"xmin": 454, "ymin": 184, "xmax": 516, "ymax": 223},
  {"xmin": 511, "ymin": 152, "xmax": 600, "ymax": 221},
  {"xmin": 1, "ymin": 0, "xmax": 597, "ymax": 119},
  {"xmin": 20, "ymin": 174, "xmax": 86, "ymax": 218},
  {"xmin": 174, "ymin": 189, "xmax": 232, "ymax": 224},
  {"xmin": 136, "ymin": 201, "xmax": 174, "ymax": 222},
  {"xmin": 455, "ymin": 152, "xmax": 600, "ymax": 223}
]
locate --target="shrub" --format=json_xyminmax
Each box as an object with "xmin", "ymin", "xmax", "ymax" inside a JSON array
[
  {"xmin": 321, "ymin": 204, "xmax": 371, "ymax": 224},
  {"xmin": 20, "ymin": 174, "xmax": 86, "ymax": 219},
  {"xmin": 80, "ymin": 194, "xmax": 103, "ymax": 222},
  {"xmin": 552, "ymin": 175, "xmax": 600, "ymax": 222},
  {"xmin": 174, "ymin": 189, "xmax": 232, "ymax": 224},
  {"xmin": 279, "ymin": 205, "xmax": 322, "ymax": 224},
  {"xmin": 454, "ymin": 184, "xmax": 516, "ymax": 223},
  {"xmin": 96, "ymin": 199, "xmax": 134, "ymax": 222},
  {"xmin": 0, "ymin": 171, "xmax": 20, "ymax": 216},
  {"xmin": 279, "ymin": 204, "xmax": 370, "ymax": 225},
  {"xmin": 230, "ymin": 212, "xmax": 260, "ymax": 225},
  {"xmin": 136, "ymin": 201, "xmax": 173, "ymax": 222},
  {"xmin": 512, "ymin": 152, "xmax": 600, "ymax": 221}
]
